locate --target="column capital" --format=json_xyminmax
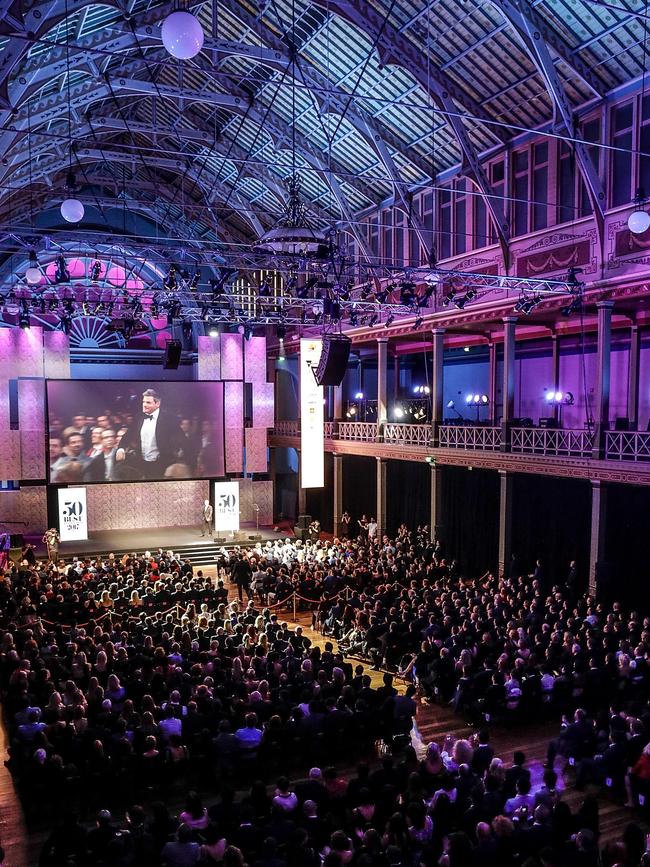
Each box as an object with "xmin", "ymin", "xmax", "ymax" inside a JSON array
[
  {"xmin": 431, "ymin": 327, "xmax": 446, "ymax": 337},
  {"xmin": 376, "ymin": 336, "xmax": 389, "ymax": 344},
  {"xmin": 596, "ymin": 300, "xmax": 615, "ymax": 310},
  {"xmin": 502, "ymin": 315, "xmax": 519, "ymax": 325}
]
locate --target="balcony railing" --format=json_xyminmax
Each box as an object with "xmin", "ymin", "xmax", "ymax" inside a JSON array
[
  {"xmin": 438, "ymin": 425, "xmax": 503, "ymax": 450},
  {"xmin": 605, "ymin": 431, "xmax": 650, "ymax": 461},
  {"xmin": 383, "ymin": 423, "xmax": 432, "ymax": 446},
  {"xmin": 336, "ymin": 421, "xmax": 378, "ymax": 441},
  {"xmin": 273, "ymin": 420, "xmax": 300, "ymax": 437},
  {"xmin": 511, "ymin": 427, "xmax": 593, "ymax": 457},
  {"xmin": 323, "ymin": 421, "xmax": 335, "ymax": 439}
]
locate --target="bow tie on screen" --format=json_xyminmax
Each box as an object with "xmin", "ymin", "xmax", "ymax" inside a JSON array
[{"xmin": 143, "ymin": 414, "xmax": 154, "ymax": 421}]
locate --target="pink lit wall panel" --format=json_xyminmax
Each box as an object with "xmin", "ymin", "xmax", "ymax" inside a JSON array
[
  {"xmin": 252, "ymin": 480, "xmax": 273, "ymax": 525},
  {"xmin": 224, "ymin": 381, "xmax": 243, "ymax": 428},
  {"xmin": 43, "ymin": 332, "xmax": 71, "ymax": 379},
  {"xmin": 225, "ymin": 428, "xmax": 244, "ymax": 473},
  {"xmin": 18, "ymin": 379, "xmax": 45, "ymax": 432},
  {"xmin": 86, "ymin": 480, "xmax": 209, "ymax": 532},
  {"xmin": 0, "ymin": 485, "xmax": 47, "ymax": 535},
  {"xmin": 0, "ymin": 431, "xmax": 21, "ymax": 479},
  {"xmin": 197, "ymin": 335, "xmax": 221, "ymax": 380},
  {"xmin": 220, "ymin": 333, "xmax": 244, "ymax": 380},
  {"xmin": 20, "ymin": 431, "xmax": 46, "ymax": 479},
  {"xmin": 245, "ymin": 336, "xmax": 267, "ymax": 384},
  {"xmin": 245, "ymin": 428, "xmax": 268, "ymax": 473},
  {"xmin": 252, "ymin": 381, "xmax": 274, "ymax": 428},
  {"xmin": 0, "ymin": 382, "xmax": 10, "ymax": 430},
  {"xmin": 15, "ymin": 327, "xmax": 44, "ymax": 377}
]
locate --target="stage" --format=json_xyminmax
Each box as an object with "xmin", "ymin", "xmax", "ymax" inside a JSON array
[{"xmin": 24, "ymin": 523, "xmax": 293, "ymax": 567}]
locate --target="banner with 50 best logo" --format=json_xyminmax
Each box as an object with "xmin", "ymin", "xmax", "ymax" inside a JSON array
[
  {"xmin": 213, "ymin": 481, "xmax": 240, "ymax": 533},
  {"xmin": 57, "ymin": 487, "xmax": 88, "ymax": 541}
]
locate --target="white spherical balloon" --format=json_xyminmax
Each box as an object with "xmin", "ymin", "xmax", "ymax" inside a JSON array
[
  {"xmin": 25, "ymin": 266, "xmax": 41, "ymax": 285},
  {"xmin": 162, "ymin": 10, "xmax": 204, "ymax": 60},
  {"xmin": 628, "ymin": 208, "xmax": 650, "ymax": 235},
  {"xmin": 60, "ymin": 198, "xmax": 85, "ymax": 223}
]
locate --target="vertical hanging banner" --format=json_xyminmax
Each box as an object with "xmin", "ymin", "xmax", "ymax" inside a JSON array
[
  {"xmin": 300, "ymin": 338, "xmax": 324, "ymax": 488},
  {"xmin": 57, "ymin": 487, "xmax": 88, "ymax": 541},
  {"xmin": 214, "ymin": 480, "xmax": 240, "ymax": 533}
]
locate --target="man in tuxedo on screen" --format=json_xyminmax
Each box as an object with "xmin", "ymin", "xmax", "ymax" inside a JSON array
[
  {"xmin": 84, "ymin": 429, "xmax": 121, "ymax": 482},
  {"xmin": 115, "ymin": 388, "xmax": 182, "ymax": 480}
]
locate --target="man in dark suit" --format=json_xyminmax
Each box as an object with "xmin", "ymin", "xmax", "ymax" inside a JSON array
[
  {"xmin": 115, "ymin": 388, "xmax": 182, "ymax": 479},
  {"xmin": 84, "ymin": 429, "xmax": 121, "ymax": 482},
  {"xmin": 178, "ymin": 417, "xmax": 200, "ymax": 472}
]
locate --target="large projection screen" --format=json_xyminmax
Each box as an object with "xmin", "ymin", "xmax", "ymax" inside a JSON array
[{"xmin": 47, "ymin": 380, "xmax": 225, "ymax": 483}]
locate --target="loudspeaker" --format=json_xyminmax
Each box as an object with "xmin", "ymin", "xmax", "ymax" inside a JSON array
[
  {"xmin": 293, "ymin": 527, "xmax": 309, "ymax": 542},
  {"xmin": 248, "ymin": 534, "xmax": 262, "ymax": 541},
  {"xmin": 163, "ymin": 339, "xmax": 182, "ymax": 370},
  {"xmin": 615, "ymin": 416, "xmax": 630, "ymax": 431},
  {"xmin": 9, "ymin": 534, "xmax": 23, "ymax": 548},
  {"xmin": 539, "ymin": 417, "xmax": 559, "ymax": 429},
  {"xmin": 313, "ymin": 335, "xmax": 351, "ymax": 386},
  {"xmin": 297, "ymin": 514, "xmax": 311, "ymax": 529}
]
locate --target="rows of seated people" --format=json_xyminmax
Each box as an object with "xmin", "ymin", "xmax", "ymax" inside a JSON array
[
  {"xmin": 1, "ymin": 529, "xmax": 650, "ymax": 866},
  {"xmin": 36, "ymin": 734, "xmax": 650, "ymax": 867}
]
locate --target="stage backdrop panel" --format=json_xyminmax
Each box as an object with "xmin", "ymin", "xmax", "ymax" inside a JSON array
[
  {"xmin": 43, "ymin": 332, "xmax": 71, "ymax": 379},
  {"xmin": 0, "ymin": 380, "xmax": 10, "ymax": 430},
  {"xmin": 0, "ymin": 485, "xmax": 47, "ymax": 535},
  {"xmin": 197, "ymin": 335, "xmax": 221, "ymax": 380},
  {"xmin": 220, "ymin": 333, "xmax": 244, "ymax": 380},
  {"xmin": 236, "ymin": 479, "xmax": 273, "ymax": 525},
  {"xmin": 252, "ymin": 381, "xmax": 274, "ymax": 428},
  {"xmin": 225, "ymin": 429, "xmax": 244, "ymax": 474},
  {"xmin": 245, "ymin": 428, "xmax": 268, "ymax": 473},
  {"xmin": 0, "ymin": 432, "xmax": 21, "ymax": 480},
  {"xmin": 85, "ymin": 480, "xmax": 209, "ymax": 532},
  {"xmin": 245, "ymin": 336, "xmax": 267, "ymax": 384}
]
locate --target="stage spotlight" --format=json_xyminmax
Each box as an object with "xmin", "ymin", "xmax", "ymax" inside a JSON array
[
  {"xmin": 385, "ymin": 314, "xmax": 394, "ymax": 328},
  {"xmin": 465, "ymin": 394, "xmax": 474, "ymax": 405},
  {"xmin": 355, "ymin": 392, "xmax": 364, "ymax": 400},
  {"xmin": 209, "ymin": 326, "xmax": 219, "ymax": 337},
  {"xmin": 368, "ymin": 313, "xmax": 379, "ymax": 327},
  {"xmin": 60, "ymin": 314, "xmax": 73, "ymax": 335},
  {"xmin": 394, "ymin": 405, "xmax": 405, "ymax": 419},
  {"xmin": 414, "ymin": 315, "xmax": 423, "ymax": 328}
]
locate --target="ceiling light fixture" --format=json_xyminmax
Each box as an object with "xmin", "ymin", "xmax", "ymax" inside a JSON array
[{"xmin": 161, "ymin": 8, "xmax": 205, "ymax": 59}]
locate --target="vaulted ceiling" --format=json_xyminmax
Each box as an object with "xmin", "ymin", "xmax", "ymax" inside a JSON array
[{"xmin": 0, "ymin": 0, "xmax": 646, "ymax": 261}]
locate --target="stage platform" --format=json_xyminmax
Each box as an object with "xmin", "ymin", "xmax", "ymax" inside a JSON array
[{"xmin": 27, "ymin": 524, "xmax": 292, "ymax": 567}]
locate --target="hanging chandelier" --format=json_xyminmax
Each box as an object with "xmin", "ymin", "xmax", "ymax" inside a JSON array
[{"xmin": 254, "ymin": 175, "xmax": 330, "ymax": 258}]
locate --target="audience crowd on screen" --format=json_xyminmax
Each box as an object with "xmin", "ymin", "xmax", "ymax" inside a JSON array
[{"xmin": 1, "ymin": 525, "xmax": 650, "ymax": 865}]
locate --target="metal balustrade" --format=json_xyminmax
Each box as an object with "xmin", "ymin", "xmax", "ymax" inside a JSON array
[
  {"xmin": 438, "ymin": 425, "xmax": 502, "ymax": 450},
  {"xmin": 336, "ymin": 421, "xmax": 378, "ymax": 441},
  {"xmin": 383, "ymin": 423, "xmax": 432, "ymax": 446},
  {"xmin": 323, "ymin": 422, "xmax": 335, "ymax": 439},
  {"xmin": 511, "ymin": 427, "xmax": 593, "ymax": 457},
  {"xmin": 605, "ymin": 431, "xmax": 650, "ymax": 461},
  {"xmin": 273, "ymin": 420, "xmax": 300, "ymax": 436}
]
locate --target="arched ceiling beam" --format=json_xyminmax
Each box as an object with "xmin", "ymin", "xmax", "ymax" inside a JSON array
[
  {"xmin": 309, "ymin": 0, "xmax": 511, "ymax": 269},
  {"xmin": 188, "ymin": 35, "xmax": 431, "ymax": 259},
  {"xmin": 496, "ymin": 0, "xmax": 605, "ymax": 98},
  {"xmin": 494, "ymin": 0, "xmax": 606, "ymax": 250},
  {"xmin": 3, "ymin": 147, "xmax": 269, "ymax": 240}
]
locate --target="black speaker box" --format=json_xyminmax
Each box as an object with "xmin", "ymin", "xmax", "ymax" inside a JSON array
[
  {"xmin": 539, "ymin": 417, "xmax": 559, "ymax": 429},
  {"xmin": 293, "ymin": 527, "xmax": 309, "ymax": 542},
  {"xmin": 163, "ymin": 339, "xmax": 182, "ymax": 370},
  {"xmin": 314, "ymin": 335, "xmax": 351, "ymax": 386},
  {"xmin": 9, "ymin": 534, "xmax": 23, "ymax": 548},
  {"xmin": 615, "ymin": 416, "xmax": 630, "ymax": 431},
  {"xmin": 297, "ymin": 514, "xmax": 311, "ymax": 529}
]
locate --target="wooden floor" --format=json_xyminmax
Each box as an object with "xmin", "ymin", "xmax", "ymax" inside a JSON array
[{"xmin": 0, "ymin": 573, "xmax": 639, "ymax": 865}]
